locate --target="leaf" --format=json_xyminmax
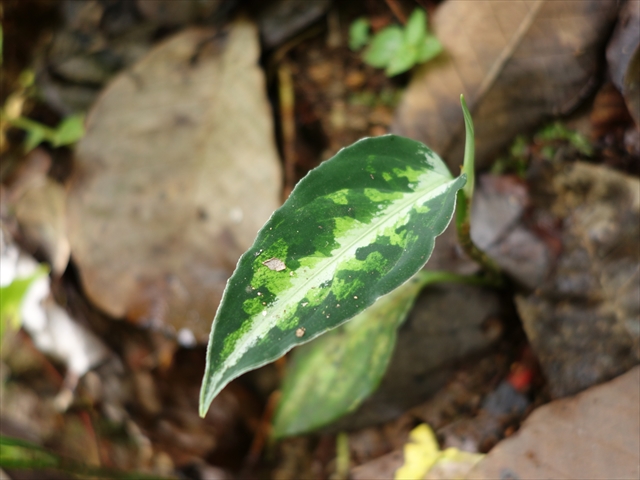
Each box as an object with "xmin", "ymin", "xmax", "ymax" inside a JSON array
[
  {"xmin": 51, "ymin": 113, "xmax": 85, "ymax": 147},
  {"xmin": 395, "ymin": 424, "xmax": 484, "ymax": 480},
  {"xmin": 392, "ymin": 0, "xmax": 619, "ymax": 170},
  {"xmin": 23, "ymin": 128, "xmax": 46, "ymax": 153},
  {"xmin": 200, "ymin": 135, "xmax": 466, "ymax": 416},
  {"xmin": 468, "ymin": 367, "xmax": 640, "ymax": 479},
  {"xmin": 416, "ymin": 35, "xmax": 443, "ymax": 64},
  {"xmin": 0, "ymin": 265, "xmax": 48, "ymax": 342},
  {"xmin": 404, "ymin": 9, "xmax": 427, "ymax": 46},
  {"xmin": 67, "ymin": 23, "xmax": 281, "ymax": 341},
  {"xmin": 386, "ymin": 46, "xmax": 419, "ymax": 76},
  {"xmin": 272, "ymin": 269, "xmax": 477, "ymax": 438},
  {"xmin": 395, "ymin": 424, "xmax": 441, "ymax": 479},
  {"xmin": 364, "ymin": 26, "xmax": 404, "ymax": 68},
  {"xmin": 349, "ymin": 17, "xmax": 371, "ymax": 51}
]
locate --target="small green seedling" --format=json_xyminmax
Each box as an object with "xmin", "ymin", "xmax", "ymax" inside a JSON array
[
  {"xmin": 349, "ymin": 8, "xmax": 442, "ymax": 76},
  {"xmin": 1, "ymin": 66, "xmax": 85, "ymax": 153},
  {"xmin": 2, "ymin": 113, "xmax": 85, "ymax": 153},
  {"xmin": 199, "ymin": 96, "xmax": 481, "ymax": 418}
]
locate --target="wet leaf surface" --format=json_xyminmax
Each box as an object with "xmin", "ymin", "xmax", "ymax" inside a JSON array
[{"xmin": 67, "ymin": 22, "xmax": 282, "ymax": 342}]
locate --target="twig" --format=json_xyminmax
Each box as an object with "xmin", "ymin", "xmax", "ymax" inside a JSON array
[{"xmin": 383, "ymin": 0, "xmax": 408, "ymax": 24}]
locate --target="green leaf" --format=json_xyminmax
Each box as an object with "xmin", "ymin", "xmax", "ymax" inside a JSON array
[
  {"xmin": 349, "ymin": 17, "xmax": 371, "ymax": 51},
  {"xmin": 199, "ymin": 134, "xmax": 465, "ymax": 417},
  {"xmin": 0, "ymin": 265, "xmax": 48, "ymax": 342},
  {"xmin": 23, "ymin": 127, "xmax": 47, "ymax": 153},
  {"xmin": 386, "ymin": 46, "xmax": 419, "ymax": 76},
  {"xmin": 0, "ymin": 435, "xmax": 171, "ymax": 479},
  {"xmin": 404, "ymin": 9, "xmax": 427, "ymax": 46},
  {"xmin": 51, "ymin": 114, "xmax": 85, "ymax": 147},
  {"xmin": 363, "ymin": 26, "xmax": 404, "ymax": 68},
  {"xmin": 272, "ymin": 269, "xmax": 477, "ymax": 437},
  {"xmin": 416, "ymin": 35, "xmax": 443, "ymax": 63}
]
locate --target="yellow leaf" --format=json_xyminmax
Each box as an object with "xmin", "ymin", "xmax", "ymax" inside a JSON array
[
  {"xmin": 394, "ymin": 424, "xmax": 440, "ymax": 480},
  {"xmin": 394, "ymin": 424, "xmax": 484, "ymax": 480}
]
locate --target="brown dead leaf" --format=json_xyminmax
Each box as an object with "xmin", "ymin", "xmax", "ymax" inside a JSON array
[
  {"xmin": 607, "ymin": 0, "xmax": 640, "ymax": 127},
  {"xmin": 67, "ymin": 23, "xmax": 282, "ymax": 341},
  {"xmin": 468, "ymin": 366, "xmax": 640, "ymax": 480},
  {"xmin": 9, "ymin": 149, "xmax": 70, "ymax": 275},
  {"xmin": 392, "ymin": 0, "xmax": 619, "ymax": 170}
]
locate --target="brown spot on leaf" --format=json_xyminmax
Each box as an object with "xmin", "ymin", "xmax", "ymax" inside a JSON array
[{"xmin": 262, "ymin": 257, "xmax": 286, "ymax": 271}]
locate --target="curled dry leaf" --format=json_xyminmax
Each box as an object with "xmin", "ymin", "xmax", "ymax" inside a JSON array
[
  {"xmin": 392, "ymin": 0, "xmax": 619, "ymax": 170},
  {"xmin": 67, "ymin": 23, "xmax": 281, "ymax": 341}
]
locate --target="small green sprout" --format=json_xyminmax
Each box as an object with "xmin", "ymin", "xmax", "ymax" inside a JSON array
[{"xmin": 350, "ymin": 9, "xmax": 442, "ymax": 76}]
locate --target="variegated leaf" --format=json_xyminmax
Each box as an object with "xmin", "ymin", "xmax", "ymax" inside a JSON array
[{"xmin": 200, "ymin": 135, "xmax": 465, "ymax": 417}]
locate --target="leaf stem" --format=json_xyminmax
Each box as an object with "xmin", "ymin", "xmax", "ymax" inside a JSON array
[{"xmin": 455, "ymin": 95, "xmax": 503, "ymax": 285}]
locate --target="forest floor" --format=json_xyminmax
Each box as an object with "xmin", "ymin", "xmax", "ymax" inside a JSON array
[{"xmin": 1, "ymin": 1, "xmax": 638, "ymax": 479}]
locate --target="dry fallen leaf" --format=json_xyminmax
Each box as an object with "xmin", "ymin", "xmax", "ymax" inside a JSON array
[
  {"xmin": 67, "ymin": 22, "xmax": 282, "ymax": 341},
  {"xmin": 392, "ymin": 0, "xmax": 619, "ymax": 169},
  {"xmin": 467, "ymin": 366, "xmax": 640, "ymax": 480},
  {"xmin": 607, "ymin": 0, "xmax": 640, "ymax": 127},
  {"xmin": 9, "ymin": 149, "xmax": 70, "ymax": 276}
]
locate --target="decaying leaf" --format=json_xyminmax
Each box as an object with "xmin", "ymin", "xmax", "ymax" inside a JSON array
[
  {"xmin": 67, "ymin": 22, "xmax": 281, "ymax": 341},
  {"xmin": 392, "ymin": 0, "xmax": 619, "ymax": 169}
]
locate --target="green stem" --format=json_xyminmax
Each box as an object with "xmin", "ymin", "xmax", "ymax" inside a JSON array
[
  {"xmin": 415, "ymin": 268, "xmax": 501, "ymax": 289},
  {"xmin": 456, "ymin": 95, "xmax": 503, "ymax": 285}
]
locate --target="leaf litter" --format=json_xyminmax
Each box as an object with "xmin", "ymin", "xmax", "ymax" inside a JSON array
[{"xmin": 1, "ymin": 1, "xmax": 638, "ymax": 479}]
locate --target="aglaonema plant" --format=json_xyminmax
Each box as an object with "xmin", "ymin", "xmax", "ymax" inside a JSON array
[{"xmin": 200, "ymin": 96, "xmax": 479, "ymax": 418}]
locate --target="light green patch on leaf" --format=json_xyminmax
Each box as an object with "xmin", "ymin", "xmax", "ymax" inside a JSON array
[
  {"xmin": 275, "ymin": 305, "xmax": 300, "ymax": 330},
  {"xmin": 334, "ymin": 216, "xmax": 361, "ymax": 238},
  {"xmin": 242, "ymin": 296, "xmax": 265, "ymax": 316},
  {"xmin": 363, "ymin": 188, "xmax": 404, "ymax": 203},
  {"xmin": 327, "ymin": 189, "xmax": 350, "ymax": 205},
  {"xmin": 221, "ymin": 318, "xmax": 254, "ymax": 358},
  {"xmin": 200, "ymin": 134, "xmax": 465, "ymax": 418}
]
